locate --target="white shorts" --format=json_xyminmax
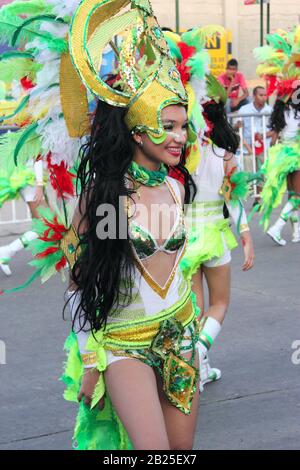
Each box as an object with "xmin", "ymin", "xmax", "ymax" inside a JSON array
[
  {"xmin": 202, "ymin": 247, "xmax": 232, "ymax": 268},
  {"xmin": 20, "ymin": 185, "xmax": 36, "ymax": 203}
]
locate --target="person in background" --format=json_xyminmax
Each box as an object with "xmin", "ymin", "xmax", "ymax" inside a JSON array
[
  {"xmin": 237, "ymin": 86, "xmax": 274, "ymax": 205},
  {"xmin": 218, "ymin": 59, "xmax": 249, "ymax": 113}
]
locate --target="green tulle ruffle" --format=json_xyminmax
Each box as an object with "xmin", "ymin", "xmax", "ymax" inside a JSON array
[
  {"xmin": 181, "ymin": 219, "xmax": 238, "ymax": 279},
  {"xmin": 260, "ymin": 134, "xmax": 300, "ymax": 229},
  {"xmin": 61, "ymin": 332, "xmax": 133, "ymax": 451},
  {"xmin": 0, "ymin": 168, "xmax": 35, "ymax": 207}
]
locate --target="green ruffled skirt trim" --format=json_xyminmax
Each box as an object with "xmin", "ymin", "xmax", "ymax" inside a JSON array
[
  {"xmin": 61, "ymin": 332, "xmax": 133, "ymax": 451},
  {"xmin": 0, "ymin": 168, "xmax": 35, "ymax": 208},
  {"xmin": 260, "ymin": 134, "xmax": 300, "ymax": 229},
  {"xmin": 181, "ymin": 219, "xmax": 238, "ymax": 279}
]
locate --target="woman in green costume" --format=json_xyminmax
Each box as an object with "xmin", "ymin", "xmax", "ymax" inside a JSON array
[{"xmin": 62, "ymin": 0, "xmax": 201, "ymax": 451}]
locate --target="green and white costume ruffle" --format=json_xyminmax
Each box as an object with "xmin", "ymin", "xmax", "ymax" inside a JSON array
[
  {"xmin": 260, "ymin": 130, "xmax": 300, "ymax": 230},
  {"xmin": 182, "ymin": 142, "xmax": 238, "ymax": 279}
]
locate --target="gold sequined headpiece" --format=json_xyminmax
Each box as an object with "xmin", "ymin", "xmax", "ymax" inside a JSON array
[{"xmin": 69, "ymin": 0, "xmax": 194, "ymax": 143}]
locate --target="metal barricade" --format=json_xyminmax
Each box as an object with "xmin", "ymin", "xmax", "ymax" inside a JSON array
[{"xmin": 228, "ymin": 111, "xmax": 272, "ymax": 198}]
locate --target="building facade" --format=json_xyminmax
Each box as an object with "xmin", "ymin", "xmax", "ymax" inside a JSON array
[{"xmin": 151, "ymin": 0, "xmax": 300, "ymax": 78}]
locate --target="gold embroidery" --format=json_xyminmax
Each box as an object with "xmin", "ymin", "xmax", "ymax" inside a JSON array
[
  {"xmin": 60, "ymin": 225, "xmax": 81, "ymax": 269},
  {"xmin": 81, "ymin": 352, "xmax": 97, "ymax": 366}
]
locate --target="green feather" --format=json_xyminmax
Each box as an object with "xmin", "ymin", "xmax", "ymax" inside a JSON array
[
  {"xmin": 13, "ymin": 123, "xmax": 39, "ymax": 166},
  {"xmin": 165, "ymin": 36, "xmax": 181, "ymax": 60},
  {"xmin": 0, "ymin": 94, "xmax": 30, "ymax": 123},
  {"xmin": 253, "ymin": 45, "xmax": 276, "ymax": 63},
  {"xmin": 266, "ymin": 33, "xmax": 291, "ymax": 56},
  {"xmin": 206, "ymin": 73, "xmax": 227, "ymax": 105},
  {"xmin": 182, "ymin": 28, "xmax": 205, "ymax": 51},
  {"xmin": 0, "ymin": 51, "xmax": 34, "ymax": 61},
  {"xmin": 0, "ymin": 0, "xmax": 51, "ymax": 17},
  {"xmin": 187, "ymin": 50, "xmax": 210, "ymax": 80},
  {"xmin": 12, "ymin": 14, "xmax": 67, "ymax": 48},
  {"xmin": 0, "ymin": 126, "xmax": 41, "ymax": 178},
  {"xmin": 0, "ymin": 57, "xmax": 41, "ymax": 83},
  {"xmin": 231, "ymin": 171, "xmax": 263, "ymax": 200}
]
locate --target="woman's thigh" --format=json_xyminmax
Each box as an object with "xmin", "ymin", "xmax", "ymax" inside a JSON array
[
  {"xmin": 104, "ymin": 358, "xmax": 170, "ymax": 450},
  {"xmin": 156, "ymin": 351, "xmax": 200, "ymax": 450},
  {"xmin": 202, "ymin": 262, "xmax": 231, "ymax": 308},
  {"xmin": 290, "ymin": 171, "xmax": 300, "ymax": 194}
]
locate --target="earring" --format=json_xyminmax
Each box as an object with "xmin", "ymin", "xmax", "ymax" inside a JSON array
[{"xmin": 138, "ymin": 140, "xmax": 143, "ymax": 147}]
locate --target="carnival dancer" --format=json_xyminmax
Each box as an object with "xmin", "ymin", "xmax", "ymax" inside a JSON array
[
  {"xmin": 1, "ymin": 0, "xmax": 204, "ymax": 450},
  {"xmin": 253, "ymin": 27, "xmax": 300, "ymax": 244},
  {"xmin": 165, "ymin": 30, "xmax": 255, "ymax": 389}
]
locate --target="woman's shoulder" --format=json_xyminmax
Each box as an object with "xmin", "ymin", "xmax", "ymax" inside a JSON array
[{"xmin": 166, "ymin": 175, "xmax": 185, "ymax": 204}]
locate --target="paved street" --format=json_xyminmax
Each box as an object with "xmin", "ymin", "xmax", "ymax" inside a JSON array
[{"xmin": 0, "ymin": 208, "xmax": 299, "ymax": 450}]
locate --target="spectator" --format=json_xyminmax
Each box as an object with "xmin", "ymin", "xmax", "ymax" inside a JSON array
[
  {"xmin": 237, "ymin": 86, "xmax": 275, "ymax": 206},
  {"xmin": 218, "ymin": 59, "xmax": 249, "ymax": 112},
  {"xmin": 238, "ymin": 86, "xmax": 274, "ymax": 150}
]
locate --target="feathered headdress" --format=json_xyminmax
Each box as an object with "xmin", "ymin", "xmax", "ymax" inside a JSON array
[
  {"xmin": 68, "ymin": 0, "xmax": 196, "ymax": 144},
  {"xmin": 0, "ymin": 0, "xmax": 87, "ymax": 198},
  {"xmin": 254, "ymin": 26, "xmax": 300, "ymax": 102}
]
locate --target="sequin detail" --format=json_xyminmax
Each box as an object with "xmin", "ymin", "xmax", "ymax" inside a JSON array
[{"xmin": 129, "ymin": 180, "xmax": 186, "ymax": 260}]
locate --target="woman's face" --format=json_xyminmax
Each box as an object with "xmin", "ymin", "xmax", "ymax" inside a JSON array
[{"xmin": 133, "ymin": 105, "xmax": 188, "ymax": 168}]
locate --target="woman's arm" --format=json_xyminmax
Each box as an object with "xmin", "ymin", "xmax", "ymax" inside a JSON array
[{"xmin": 223, "ymin": 153, "xmax": 254, "ymax": 271}]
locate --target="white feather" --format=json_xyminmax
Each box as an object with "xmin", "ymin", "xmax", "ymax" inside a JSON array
[
  {"xmin": 40, "ymin": 22, "xmax": 69, "ymax": 39},
  {"xmin": 28, "ymin": 89, "xmax": 61, "ymax": 119},
  {"xmin": 38, "ymin": 117, "xmax": 81, "ymax": 168}
]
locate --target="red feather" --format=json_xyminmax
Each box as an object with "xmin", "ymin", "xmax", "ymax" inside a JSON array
[
  {"xmin": 20, "ymin": 76, "xmax": 35, "ymax": 90},
  {"xmin": 178, "ymin": 42, "xmax": 196, "ymax": 62},
  {"xmin": 175, "ymin": 42, "xmax": 196, "ymax": 85},
  {"xmin": 35, "ymin": 247, "xmax": 60, "ymax": 259},
  {"xmin": 55, "ymin": 257, "xmax": 67, "ymax": 272},
  {"xmin": 46, "ymin": 153, "xmax": 75, "ymax": 198}
]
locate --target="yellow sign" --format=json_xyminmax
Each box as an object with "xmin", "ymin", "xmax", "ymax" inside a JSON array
[{"xmin": 206, "ymin": 31, "xmax": 232, "ymax": 78}]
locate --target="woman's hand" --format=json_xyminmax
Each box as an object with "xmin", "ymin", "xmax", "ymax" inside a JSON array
[
  {"xmin": 34, "ymin": 185, "xmax": 45, "ymax": 205},
  {"xmin": 241, "ymin": 231, "xmax": 254, "ymax": 271},
  {"xmin": 77, "ymin": 368, "xmax": 105, "ymax": 410}
]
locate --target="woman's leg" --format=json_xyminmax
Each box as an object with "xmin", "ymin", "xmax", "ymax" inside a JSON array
[
  {"xmin": 202, "ymin": 262, "xmax": 231, "ymax": 325},
  {"xmin": 268, "ymin": 172, "xmax": 300, "ymax": 245},
  {"xmin": 27, "ymin": 198, "xmax": 47, "ymax": 219},
  {"xmin": 104, "ymin": 358, "xmax": 170, "ymax": 450},
  {"xmin": 197, "ymin": 262, "xmax": 231, "ymax": 386},
  {"xmin": 288, "ymin": 172, "xmax": 300, "ymax": 242},
  {"xmin": 191, "ymin": 267, "xmax": 204, "ymax": 319},
  {"xmin": 156, "ymin": 350, "xmax": 200, "ymax": 450}
]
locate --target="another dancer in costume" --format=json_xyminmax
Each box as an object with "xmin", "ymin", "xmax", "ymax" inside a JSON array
[
  {"xmin": 165, "ymin": 30, "xmax": 255, "ymax": 389},
  {"xmin": 2, "ymin": 0, "xmax": 202, "ymax": 450},
  {"xmin": 0, "ymin": 0, "xmax": 83, "ymax": 275},
  {"xmin": 254, "ymin": 27, "xmax": 300, "ymax": 244}
]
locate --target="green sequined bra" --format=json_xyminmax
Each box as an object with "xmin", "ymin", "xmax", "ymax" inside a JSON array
[{"xmin": 129, "ymin": 180, "xmax": 186, "ymax": 260}]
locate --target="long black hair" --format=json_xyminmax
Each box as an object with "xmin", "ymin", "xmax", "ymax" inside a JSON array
[
  {"xmin": 270, "ymin": 94, "xmax": 300, "ymax": 134},
  {"xmin": 204, "ymin": 101, "xmax": 240, "ymax": 155},
  {"xmin": 70, "ymin": 100, "xmax": 195, "ymax": 332}
]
